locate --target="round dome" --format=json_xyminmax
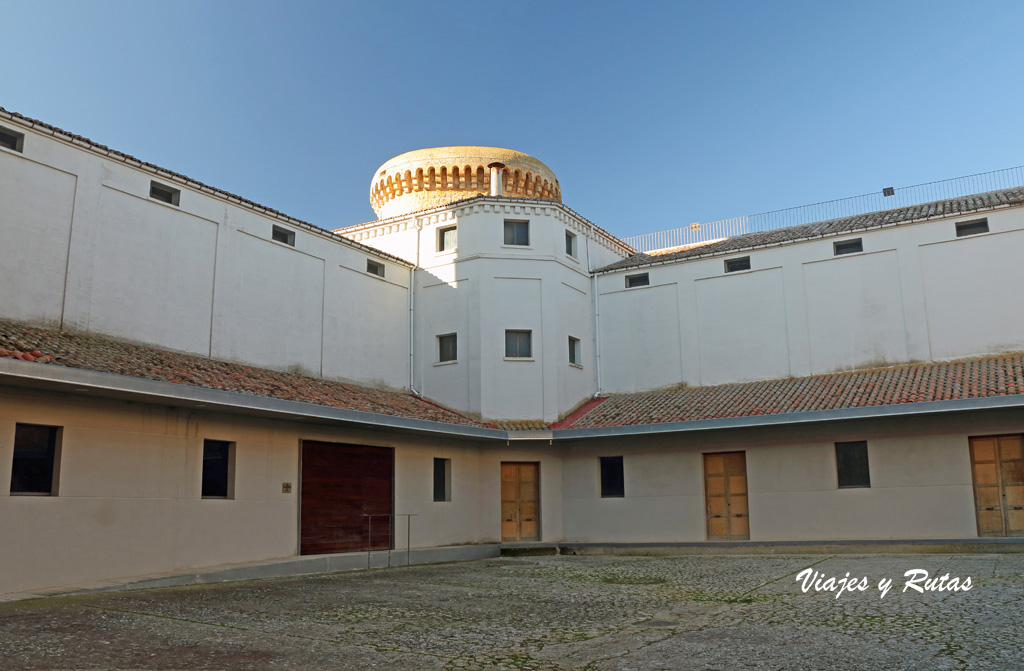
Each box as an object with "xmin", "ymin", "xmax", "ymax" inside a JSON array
[{"xmin": 370, "ymin": 147, "xmax": 561, "ymax": 219}]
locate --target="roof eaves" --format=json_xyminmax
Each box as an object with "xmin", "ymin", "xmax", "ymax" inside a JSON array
[
  {"xmin": 550, "ymin": 394, "xmax": 1024, "ymax": 439},
  {"xmin": 0, "ymin": 106, "xmax": 413, "ymax": 268}
]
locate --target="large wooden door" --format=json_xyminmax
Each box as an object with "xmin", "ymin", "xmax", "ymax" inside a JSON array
[
  {"xmin": 970, "ymin": 435, "xmax": 1024, "ymax": 537},
  {"xmin": 501, "ymin": 462, "xmax": 540, "ymax": 542},
  {"xmin": 704, "ymin": 452, "xmax": 749, "ymax": 541},
  {"xmin": 300, "ymin": 441, "xmax": 394, "ymax": 555}
]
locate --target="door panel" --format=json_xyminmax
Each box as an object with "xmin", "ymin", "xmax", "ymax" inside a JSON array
[
  {"xmin": 970, "ymin": 435, "xmax": 1024, "ymax": 537},
  {"xmin": 704, "ymin": 451, "xmax": 750, "ymax": 541},
  {"xmin": 301, "ymin": 441, "xmax": 394, "ymax": 555},
  {"xmin": 501, "ymin": 462, "xmax": 540, "ymax": 542}
]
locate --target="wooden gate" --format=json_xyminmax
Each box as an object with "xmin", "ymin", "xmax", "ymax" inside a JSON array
[
  {"xmin": 501, "ymin": 462, "xmax": 540, "ymax": 542},
  {"xmin": 300, "ymin": 441, "xmax": 394, "ymax": 555},
  {"xmin": 969, "ymin": 435, "xmax": 1024, "ymax": 537},
  {"xmin": 704, "ymin": 451, "xmax": 749, "ymax": 541}
]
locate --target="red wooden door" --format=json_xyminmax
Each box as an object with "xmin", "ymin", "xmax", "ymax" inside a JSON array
[{"xmin": 300, "ymin": 441, "xmax": 394, "ymax": 555}]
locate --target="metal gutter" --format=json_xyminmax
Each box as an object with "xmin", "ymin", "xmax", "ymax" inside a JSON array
[{"xmin": 0, "ymin": 359, "xmax": 506, "ymax": 441}]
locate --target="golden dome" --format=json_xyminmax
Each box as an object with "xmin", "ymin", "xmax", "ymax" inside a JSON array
[{"xmin": 370, "ymin": 146, "xmax": 561, "ymax": 219}]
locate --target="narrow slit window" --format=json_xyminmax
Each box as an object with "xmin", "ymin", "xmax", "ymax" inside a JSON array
[
  {"xmin": 0, "ymin": 125, "xmax": 25, "ymax": 152},
  {"xmin": 366, "ymin": 259, "xmax": 385, "ymax": 277},
  {"xmin": 725, "ymin": 256, "xmax": 751, "ymax": 273},
  {"xmin": 833, "ymin": 238, "xmax": 863, "ymax": 256},
  {"xmin": 202, "ymin": 439, "xmax": 234, "ymax": 498},
  {"xmin": 503, "ymin": 220, "xmax": 529, "ymax": 246},
  {"xmin": 956, "ymin": 219, "xmax": 989, "ymax": 237},
  {"xmin": 433, "ymin": 457, "xmax": 451, "ymax": 502},
  {"xmin": 505, "ymin": 330, "xmax": 532, "ymax": 358},
  {"xmin": 438, "ymin": 225, "xmax": 458, "ymax": 252},
  {"xmin": 10, "ymin": 424, "xmax": 60, "ymax": 495},
  {"xmin": 149, "ymin": 181, "xmax": 180, "ymax": 206},
  {"xmin": 625, "ymin": 273, "xmax": 649, "ymax": 288},
  {"xmin": 565, "ymin": 230, "xmax": 577, "ymax": 257},
  {"xmin": 272, "ymin": 225, "xmax": 295, "ymax": 246},
  {"xmin": 835, "ymin": 441, "xmax": 870, "ymax": 488},
  {"xmin": 600, "ymin": 456, "xmax": 624, "ymax": 498},
  {"xmin": 438, "ymin": 333, "xmax": 457, "ymax": 362}
]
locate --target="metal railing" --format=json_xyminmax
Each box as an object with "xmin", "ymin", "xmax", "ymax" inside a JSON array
[
  {"xmin": 622, "ymin": 165, "xmax": 1024, "ymax": 253},
  {"xmin": 363, "ymin": 513, "xmax": 417, "ymax": 568}
]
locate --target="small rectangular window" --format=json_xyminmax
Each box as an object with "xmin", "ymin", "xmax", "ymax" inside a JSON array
[
  {"xmin": 438, "ymin": 333, "xmax": 457, "ymax": 362},
  {"xmin": 565, "ymin": 230, "xmax": 577, "ymax": 257},
  {"xmin": 10, "ymin": 424, "xmax": 60, "ymax": 495},
  {"xmin": 568, "ymin": 336, "xmax": 581, "ymax": 365},
  {"xmin": 833, "ymin": 238, "xmax": 863, "ymax": 255},
  {"xmin": 503, "ymin": 220, "xmax": 530, "ymax": 246},
  {"xmin": 625, "ymin": 273, "xmax": 650, "ymax": 288},
  {"xmin": 272, "ymin": 225, "xmax": 295, "ymax": 246},
  {"xmin": 0, "ymin": 125, "xmax": 25, "ymax": 153},
  {"xmin": 835, "ymin": 441, "xmax": 870, "ymax": 488},
  {"xmin": 505, "ymin": 330, "xmax": 532, "ymax": 358},
  {"xmin": 149, "ymin": 181, "xmax": 180, "ymax": 206},
  {"xmin": 202, "ymin": 439, "xmax": 234, "ymax": 498},
  {"xmin": 600, "ymin": 456, "xmax": 624, "ymax": 498},
  {"xmin": 725, "ymin": 256, "xmax": 751, "ymax": 273},
  {"xmin": 956, "ymin": 219, "xmax": 989, "ymax": 237},
  {"xmin": 366, "ymin": 259, "xmax": 385, "ymax": 277},
  {"xmin": 438, "ymin": 225, "xmax": 458, "ymax": 252},
  {"xmin": 433, "ymin": 457, "xmax": 452, "ymax": 502}
]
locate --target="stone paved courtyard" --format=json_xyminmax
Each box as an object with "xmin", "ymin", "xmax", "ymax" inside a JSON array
[{"xmin": 1, "ymin": 553, "xmax": 1021, "ymax": 670}]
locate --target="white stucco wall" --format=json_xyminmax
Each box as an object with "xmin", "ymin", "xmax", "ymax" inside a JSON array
[
  {"xmin": 597, "ymin": 206, "xmax": 1024, "ymax": 393},
  {"xmin": 0, "ymin": 124, "xmax": 411, "ymax": 389}
]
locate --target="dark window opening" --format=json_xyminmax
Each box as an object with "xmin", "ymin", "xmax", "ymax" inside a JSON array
[
  {"xmin": 439, "ymin": 333, "xmax": 457, "ymax": 362},
  {"xmin": 833, "ymin": 238, "xmax": 863, "ymax": 255},
  {"xmin": 438, "ymin": 225, "xmax": 458, "ymax": 252},
  {"xmin": 367, "ymin": 259, "xmax": 385, "ymax": 277},
  {"xmin": 433, "ymin": 457, "xmax": 451, "ymax": 502},
  {"xmin": 149, "ymin": 181, "xmax": 180, "ymax": 206},
  {"xmin": 565, "ymin": 231, "xmax": 577, "ymax": 257},
  {"xmin": 836, "ymin": 441, "xmax": 870, "ymax": 488},
  {"xmin": 272, "ymin": 225, "xmax": 295, "ymax": 246},
  {"xmin": 505, "ymin": 330, "xmax": 532, "ymax": 358},
  {"xmin": 0, "ymin": 125, "xmax": 25, "ymax": 152},
  {"xmin": 10, "ymin": 424, "xmax": 59, "ymax": 495},
  {"xmin": 956, "ymin": 219, "xmax": 989, "ymax": 237},
  {"xmin": 202, "ymin": 439, "xmax": 233, "ymax": 498},
  {"xmin": 626, "ymin": 273, "xmax": 650, "ymax": 288},
  {"xmin": 569, "ymin": 336, "xmax": 581, "ymax": 365},
  {"xmin": 600, "ymin": 456, "xmax": 624, "ymax": 498},
  {"xmin": 725, "ymin": 256, "xmax": 751, "ymax": 273},
  {"xmin": 504, "ymin": 220, "xmax": 529, "ymax": 246}
]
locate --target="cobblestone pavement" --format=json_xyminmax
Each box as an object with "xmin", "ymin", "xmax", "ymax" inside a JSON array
[{"xmin": 1, "ymin": 553, "xmax": 1021, "ymax": 670}]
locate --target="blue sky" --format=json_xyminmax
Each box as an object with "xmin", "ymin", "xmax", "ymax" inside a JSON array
[{"xmin": 4, "ymin": 1, "xmax": 1023, "ymax": 239}]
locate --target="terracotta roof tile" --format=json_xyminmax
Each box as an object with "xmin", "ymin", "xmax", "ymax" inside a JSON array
[
  {"xmin": 565, "ymin": 356, "xmax": 1024, "ymax": 428},
  {"xmin": 599, "ymin": 187, "xmax": 1024, "ymax": 272},
  {"xmin": 0, "ymin": 320, "xmax": 484, "ymax": 427}
]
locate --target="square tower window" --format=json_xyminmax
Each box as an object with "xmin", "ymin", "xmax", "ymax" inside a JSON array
[
  {"xmin": 0, "ymin": 125, "xmax": 25, "ymax": 152},
  {"xmin": 366, "ymin": 259, "xmax": 385, "ymax": 277},
  {"xmin": 505, "ymin": 330, "xmax": 532, "ymax": 358},
  {"xmin": 504, "ymin": 220, "xmax": 529, "ymax": 246},
  {"xmin": 438, "ymin": 225, "xmax": 458, "ymax": 252},
  {"xmin": 272, "ymin": 225, "xmax": 295, "ymax": 246}
]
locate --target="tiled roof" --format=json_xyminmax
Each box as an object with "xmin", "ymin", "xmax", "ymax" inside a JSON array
[
  {"xmin": 599, "ymin": 187, "xmax": 1024, "ymax": 272},
  {"xmin": 0, "ymin": 320, "xmax": 484, "ymax": 427},
  {"xmin": 563, "ymin": 355, "xmax": 1024, "ymax": 428},
  {"xmin": 0, "ymin": 107, "xmax": 411, "ymax": 267}
]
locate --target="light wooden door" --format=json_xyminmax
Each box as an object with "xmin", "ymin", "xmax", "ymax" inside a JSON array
[
  {"xmin": 501, "ymin": 462, "xmax": 540, "ymax": 542},
  {"xmin": 704, "ymin": 452, "xmax": 749, "ymax": 541},
  {"xmin": 970, "ymin": 435, "xmax": 1024, "ymax": 537}
]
